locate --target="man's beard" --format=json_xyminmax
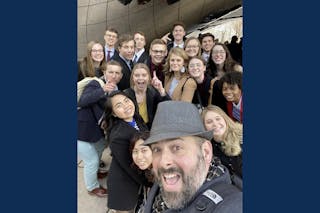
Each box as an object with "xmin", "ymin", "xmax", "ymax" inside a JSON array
[{"xmin": 155, "ymin": 153, "xmax": 207, "ymax": 209}]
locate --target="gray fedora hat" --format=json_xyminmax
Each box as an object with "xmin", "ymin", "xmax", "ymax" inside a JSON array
[{"xmin": 144, "ymin": 101, "xmax": 213, "ymax": 145}]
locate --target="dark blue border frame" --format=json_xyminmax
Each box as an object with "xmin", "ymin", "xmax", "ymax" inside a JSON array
[
  {"xmin": 244, "ymin": 0, "xmax": 320, "ymax": 212},
  {"xmin": 1, "ymin": 0, "xmax": 319, "ymax": 212},
  {"xmin": 1, "ymin": 1, "xmax": 77, "ymax": 212}
]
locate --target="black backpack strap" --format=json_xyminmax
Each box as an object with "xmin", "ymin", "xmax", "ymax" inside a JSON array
[{"xmin": 181, "ymin": 76, "xmax": 190, "ymax": 92}]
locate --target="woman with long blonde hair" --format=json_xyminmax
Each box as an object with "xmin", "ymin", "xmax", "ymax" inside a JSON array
[{"xmin": 202, "ymin": 105, "xmax": 242, "ymax": 179}]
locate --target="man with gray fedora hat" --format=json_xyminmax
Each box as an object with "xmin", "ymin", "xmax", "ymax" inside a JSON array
[{"xmin": 143, "ymin": 101, "xmax": 242, "ymax": 213}]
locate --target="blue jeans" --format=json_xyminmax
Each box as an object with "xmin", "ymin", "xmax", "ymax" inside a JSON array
[{"xmin": 78, "ymin": 138, "xmax": 106, "ymax": 191}]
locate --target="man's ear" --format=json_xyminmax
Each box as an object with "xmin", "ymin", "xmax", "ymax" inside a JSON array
[{"xmin": 201, "ymin": 140, "xmax": 213, "ymax": 165}]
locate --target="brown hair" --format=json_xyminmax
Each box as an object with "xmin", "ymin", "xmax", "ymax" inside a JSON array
[
  {"xmin": 116, "ymin": 34, "xmax": 134, "ymax": 48},
  {"xmin": 105, "ymin": 27, "xmax": 119, "ymax": 36},
  {"xmin": 79, "ymin": 41, "xmax": 106, "ymax": 78},
  {"xmin": 101, "ymin": 60, "xmax": 122, "ymax": 73},
  {"xmin": 172, "ymin": 21, "xmax": 186, "ymax": 31}
]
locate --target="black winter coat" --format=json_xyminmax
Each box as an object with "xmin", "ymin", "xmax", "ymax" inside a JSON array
[
  {"xmin": 107, "ymin": 118, "xmax": 149, "ymax": 210},
  {"xmin": 144, "ymin": 165, "xmax": 242, "ymax": 213},
  {"xmin": 78, "ymin": 80, "xmax": 106, "ymax": 142}
]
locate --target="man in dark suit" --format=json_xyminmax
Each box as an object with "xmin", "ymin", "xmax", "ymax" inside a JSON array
[
  {"xmin": 104, "ymin": 27, "xmax": 119, "ymax": 61},
  {"xmin": 199, "ymin": 32, "xmax": 215, "ymax": 63},
  {"xmin": 161, "ymin": 21, "xmax": 186, "ymax": 52},
  {"xmin": 77, "ymin": 60, "xmax": 124, "ymax": 198},
  {"xmin": 133, "ymin": 31, "xmax": 149, "ymax": 64},
  {"xmin": 111, "ymin": 34, "xmax": 135, "ymax": 90}
]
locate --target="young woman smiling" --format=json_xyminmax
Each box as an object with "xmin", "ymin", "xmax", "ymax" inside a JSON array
[
  {"xmin": 163, "ymin": 47, "xmax": 197, "ymax": 102},
  {"xmin": 103, "ymin": 91, "xmax": 149, "ymax": 213},
  {"xmin": 202, "ymin": 105, "xmax": 243, "ymax": 183},
  {"xmin": 124, "ymin": 63, "xmax": 171, "ymax": 128}
]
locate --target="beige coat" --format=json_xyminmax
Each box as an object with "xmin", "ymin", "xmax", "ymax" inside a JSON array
[{"xmin": 164, "ymin": 74, "xmax": 197, "ymax": 102}]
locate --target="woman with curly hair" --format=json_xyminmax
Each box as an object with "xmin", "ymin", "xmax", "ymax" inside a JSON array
[
  {"xmin": 207, "ymin": 42, "xmax": 243, "ymax": 113},
  {"xmin": 201, "ymin": 105, "xmax": 243, "ymax": 181}
]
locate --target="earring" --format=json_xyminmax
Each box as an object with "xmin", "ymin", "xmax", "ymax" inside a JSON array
[{"xmin": 180, "ymin": 66, "xmax": 186, "ymax": 73}]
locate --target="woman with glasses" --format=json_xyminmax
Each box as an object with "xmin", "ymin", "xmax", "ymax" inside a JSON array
[
  {"xmin": 207, "ymin": 42, "xmax": 242, "ymax": 79},
  {"xmin": 207, "ymin": 43, "xmax": 243, "ymax": 113},
  {"xmin": 78, "ymin": 41, "xmax": 106, "ymax": 81},
  {"xmin": 184, "ymin": 36, "xmax": 201, "ymax": 58}
]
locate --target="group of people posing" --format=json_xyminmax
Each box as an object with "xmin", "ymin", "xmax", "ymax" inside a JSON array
[{"xmin": 77, "ymin": 21, "xmax": 243, "ymax": 213}]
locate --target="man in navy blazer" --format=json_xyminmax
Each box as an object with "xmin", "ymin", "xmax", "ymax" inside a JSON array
[
  {"xmin": 104, "ymin": 27, "xmax": 119, "ymax": 61},
  {"xmin": 111, "ymin": 34, "xmax": 135, "ymax": 90},
  {"xmin": 161, "ymin": 21, "xmax": 186, "ymax": 52},
  {"xmin": 133, "ymin": 31, "xmax": 149, "ymax": 64},
  {"xmin": 77, "ymin": 61, "xmax": 123, "ymax": 197}
]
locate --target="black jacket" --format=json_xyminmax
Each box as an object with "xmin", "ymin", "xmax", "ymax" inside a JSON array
[
  {"xmin": 135, "ymin": 50, "xmax": 149, "ymax": 64},
  {"xmin": 144, "ymin": 166, "xmax": 242, "ymax": 213},
  {"xmin": 146, "ymin": 57, "xmax": 165, "ymax": 85},
  {"xmin": 107, "ymin": 118, "xmax": 149, "ymax": 210},
  {"xmin": 213, "ymin": 141, "xmax": 242, "ymax": 178},
  {"xmin": 111, "ymin": 53, "xmax": 132, "ymax": 90},
  {"xmin": 124, "ymin": 86, "xmax": 171, "ymax": 128},
  {"xmin": 77, "ymin": 80, "xmax": 106, "ymax": 142}
]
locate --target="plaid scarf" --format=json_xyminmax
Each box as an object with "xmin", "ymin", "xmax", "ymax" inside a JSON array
[{"xmin": 151, "ymin": 157, "xmax": 225, "ymax": 213}]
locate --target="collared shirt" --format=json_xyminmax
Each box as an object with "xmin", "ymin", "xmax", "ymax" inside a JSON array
[
  {"xmin": 232, "ymin": 95, "xmax": 242, "ymax": 122},
  {"xmin": 119, "ymin": 54, "xmax": 133, "ymax": 70},
  {"xmin": 173, "ymin": 41, "xmax": 184, "ymax": 49},
  {"xmin": 168, "ymin": 77, "xmax": 179, "ymax": 97},
  {"xmin": 134, "ymin": 48, "xmax": 145, "ymax": 63},
  {"xmin": 105, "ymin": 46, "xmax": 115, "ymax": 60},
  {"xmin": 202, "ymin": 52, "xmax": 210, "ymax": 62}
]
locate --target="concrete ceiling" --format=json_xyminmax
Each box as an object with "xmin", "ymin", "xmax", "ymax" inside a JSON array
[{"xmin": 78, "ymin": 0, "xmax": 242, "ymax": 59}]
